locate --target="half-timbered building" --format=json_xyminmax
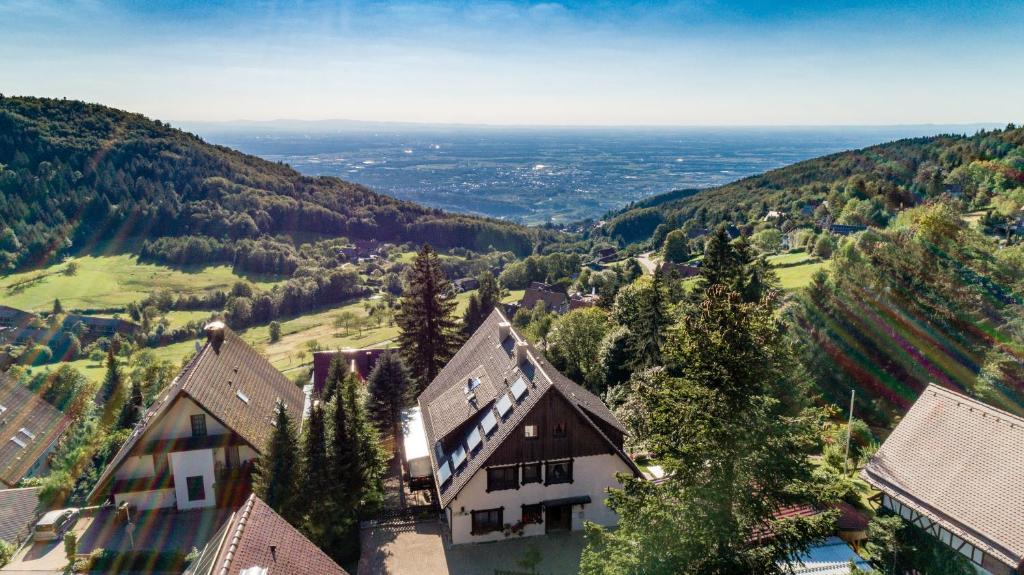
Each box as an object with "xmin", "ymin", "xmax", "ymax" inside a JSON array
[{"xmin": 417, "ymin": 309, "xmax": 639, "ymax": 544}]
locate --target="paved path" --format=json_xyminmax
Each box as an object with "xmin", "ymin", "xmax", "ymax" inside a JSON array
[{"xmin": 636, "ymin": 251, "xmax": 658, "ymax": 275}]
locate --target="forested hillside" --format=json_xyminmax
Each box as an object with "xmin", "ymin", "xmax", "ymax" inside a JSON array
[
  {"xmin": 602, "ymin": 125, "xmax": 1024, "ymax": 243},
  {"xmin": 0, "ymin": 96, "xmax": 539, "ymax": 271}
]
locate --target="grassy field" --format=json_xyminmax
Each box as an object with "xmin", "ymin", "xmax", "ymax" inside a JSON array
[
  {"xmin": 776, "ymin": 261, "xmax": 830, "ymax": 290},
  {"xmin": 767, "ymin": 252, "xmax": 814, "ymax": 266},
  {"xmin": 0, "ymin": 254, "xmax": 283, "ymax": 312}
]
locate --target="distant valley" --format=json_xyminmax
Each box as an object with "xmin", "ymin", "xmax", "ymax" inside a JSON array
[{"xmin": 184, "ymin": 122, "xmax": 999, "ymax": 224}]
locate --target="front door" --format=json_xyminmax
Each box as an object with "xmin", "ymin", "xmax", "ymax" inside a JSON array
[{"xmin": 545, "ymin": 504, "xmax": 572, "ymax": 533}]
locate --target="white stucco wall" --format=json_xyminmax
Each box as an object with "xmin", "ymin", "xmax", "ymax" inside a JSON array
[
  {"xmin": 115, "ymin": 454, "xmax": 156, "ymax": 480},
  {"xmin": 170, "ymin": 449, "xmax": 216, "ymax": 510},
  {"xmin": 446, "ymin": 453, "xmax": 632, "ymax": 545},
  {"xmin": 150, "ymin": 397, "xmax": 228, "ymax": 441},
  {"xmin": 114, "ymin": 488, "xmax": 177, "ymax": 511}
]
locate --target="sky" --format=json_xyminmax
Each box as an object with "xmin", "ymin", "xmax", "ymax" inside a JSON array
[{"xmin": 1, "ymin": 0, "xmax": 1023, "ymax": 126}]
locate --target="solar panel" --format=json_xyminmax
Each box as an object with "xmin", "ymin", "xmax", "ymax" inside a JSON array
[
  {"xmin": 510, "ymin": 377, "xmax": 528, "ymax": 401},
  {"xmin": 481, "ymin": 409, "xmax": 498, "ymax": 435},
  {"xmin": 451, "ymin": 444, "xmax": 467, "ymax": 469},
  {"xmin": 10, "ymin": 436, "xmax": 26, "ymax": 448},
  {"xmin": 18, "ymin": 428, "xmax": 35, "ymax": 440},
  {"xmin": 437, "ymin": 460, "xmax": 452, "ymax": 485},
  {"xmin": 466, "ymin": 427, "xmax": 482, "ymax": 452},
  {"xmin": 495, "ymin": 394, "xmax": 512, "ymax": 418}
]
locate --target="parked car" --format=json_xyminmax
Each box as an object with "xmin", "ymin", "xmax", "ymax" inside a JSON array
[{"xmin": 34, "ymin": 508, "xmax": 79, "ymax": 541}]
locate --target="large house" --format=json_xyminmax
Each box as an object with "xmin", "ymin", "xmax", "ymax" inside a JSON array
[
  {"xmin": 184, "ymin": 493, "xmax": 348, "ymax": 575},
  {"xmin": 861, "ymin": 384, "xmax": 1024, "ymax": 575},
  {"xmin": 0, "ymin": 374, "xmax": 72, "ymax": 488},
  {"xmin": 417, "ymin": 309, "xmax": 639, "ymax": 545},
  {"xmin": 519, "ymin": 282, "xmax": 569, "ymax": 314},
  {"xmin": 88, "ymin": 322, "xmax": 307, "ymax": 512},
  {"xmin": 0, "ymin": 486, "xmax": 43, "ymax": 549}
]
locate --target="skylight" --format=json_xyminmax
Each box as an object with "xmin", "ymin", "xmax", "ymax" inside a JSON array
[
  {"xmin": 437, "ymin": 460, "xmax": 452, "ymax": 485},
  {"xmin": 0, "ymin": 404, "xmax": 6, "ymax": 414},
  {"xmin": 510, "ymin": 377, "xmax": 528, "ymax": 401},
  {"xmin": 481, "ymin": 409, "xmax": 498, "ymax": 435},
  {"xmin": 451, "ymin": 444, "xmax": 467, "ymax": 469},
  {"xmin": 236, "ymin": 390, "xmax": 250, "ymax": 404},
  {"xmin": 18, "ymin": 428, "xmax": 35, "ymax": 440},
  {"xmin": 466, "ymin": 427, "xmax": 482, "ymax": 452},
  {"xmin": 10, "ymin": 436, "xmax": 26, "ymax": 448},
  {"xmin": 495, "ymin": 394, "xmax": 512, "ymax": 418},
  {"xmin": 434, "ymin": 441, "xmax": 445, "ymax": 462}
]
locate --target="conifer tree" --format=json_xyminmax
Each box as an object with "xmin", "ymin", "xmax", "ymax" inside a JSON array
[
  {"xmin": 298, "ymin": 399, "xmax": 334, "ymax": 547},
  {"xmin": 52, "ymin": 298, "xmax": 63, "ymax": 315},
  {"xmin": 97, "ymin": 348, "xmax": 124, "ymax": 426},
  {"xmin": 254, "ymin": 406, "xmax": 300, "ymax": 523},
  {"xmin": 632, "ymin": 270, "xmax": 668, "ymax": 369},
  {"xmin": 396, "ymin": 244, "xmax": 460, "ymax": 391},
  {"xmin": 322, "ymin": 355, "xmax": 347, "ymax": 403},
  {"xmin": 341, "ymin": 372, "xmax": 384, "ymax": 506},
  {"xmin": 116, "ymin": 379, "xmax": 143, "ymax": 429},
  {"xmin": 328, "ymin": 392, "xmax": 358, "ymax": 502},
  {"xmin": 366, "ymin": 351, "xmax": 412, "ymax": 454},
  {"xmin": 461, "ymin": 272, "xmax": 504, "ymax": 335}
]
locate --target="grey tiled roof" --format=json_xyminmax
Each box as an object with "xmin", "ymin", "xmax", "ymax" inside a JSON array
[
  {"xmin": 0, "ymin": 486, "xmax": 42, "ymax": 545},
  {"xmin": 0, "ymin": 374, "xmax": 71, "ymax": 488},
  {"xmin": 89, "ymin": 326, "xmax": 305, "ymax": 503},
  {"xmin": 418, "ymin": 308, "xmax": 633, "ymax": 508},
  {"xmin": 861, "ymin": 384, "xmax": 1024, "ymax": 570}
]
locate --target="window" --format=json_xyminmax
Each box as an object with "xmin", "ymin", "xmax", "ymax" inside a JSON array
[
  {"xmin": 522, "ymin": 504, "xmax": 543, "ymax": 524},
  {"xmin": 471, "ymin": 508, "xmax": 503, "ymax": 535},
  {"xmin": 190, "ymin": 414, "xmax": 207, "ymax": 437},
  {"xmin": 186, "ymin": 476, "xmax": 206, "ymax": 501},
  {"xmin": 487, "ymin": 466, "xmax": 519, "ymax": 491},
  {"xmin": 524, "ymin": 424, "xmax": 538, "ymax": 439},
  {"xmin": 552, "ymin": 421, "xmax": 567, "ymax": 438},
  {"xmin": 545, "ymin": 460, "xmax": 573, "ymax": 485},
  {"xmin": 521, "ymin": 462, "xmax": 542, "ymax": 485}
]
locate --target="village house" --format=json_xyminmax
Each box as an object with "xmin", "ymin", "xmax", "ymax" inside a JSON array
[
  {"xmin": 88, "ymin": 322, "xmax": 307, "ymax": 512},
  {"xmin": 0, "ymin": 486, "xmax": 43, "ymax": 550},
  {"xmin": 416, "ymin": 309, "xmax": 640, "ymax": 545},
  {"xmin": 60, "ymin": 313, "xmax": 140, "ymax": 342},
  {"xmin": 568, "ymin": 290, "xmax": 600, "ymax": 310},
  {"xmin": 311, "ymin": 347, "xmax": 388, "ymax": 391},
  {"xmin": 657, "ymin": 260, "xmax": 701, "ymax": 279},
  {"xmin": 0, "ymin": 306, "xmax": 36, "ymax": 330},
  {"xmin": 184, "ymin": 493, "xmax": 348, "ymax": 575},
  {"xmin": 0, "ymin": 374, "xmax": 72, "ymax": 489},
  {"xmin": 861, "ymin": 384, "xmax": 1024, "ymax": 575},
  {"xmin": 453, "ymin": 277, "xmax": 480, "ymax": 293},
  {"xmin": 519, "ymin": 282, "xmax": 569, "ymax": 315}
]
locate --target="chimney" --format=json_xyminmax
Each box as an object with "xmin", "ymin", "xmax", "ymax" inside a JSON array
[
  {"xmin": 497, "ymin": 321, "xmax": 511, "ymax": 342},
  {"xmin": 514, "ymin": 340, "xmax": 530, "ymax": 366},
  {"xmin": 204, "ymin": 321, "xmax": 227, "ymax": 354}
]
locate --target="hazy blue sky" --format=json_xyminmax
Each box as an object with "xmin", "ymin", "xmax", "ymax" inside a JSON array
[{"xmin": 2, "ymin": 0, "xmax": 1022, "ymax": 125}]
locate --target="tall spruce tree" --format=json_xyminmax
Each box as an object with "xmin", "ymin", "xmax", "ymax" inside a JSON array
[
  {"xmin": 581, "ymin": 286, "xmax": 837, "ymax": 574},
  {"xmin": 396, "ymin": 244, "xmax": 460, "ymax": 391},
  {"xmin": 254, "ymin": 405, "xmax": 300, "ymax": 523},
  {"xmin": 322, "ymin": 355, "xmax": 347, "ymax": 403},
  {"xmin": 461, "ymin": 272, "xmax": 504, "ymax": 335},
  {"xmin": 298, "ymin": 399, "xmax": 335, "ymax": 548},
  {"xmin": 366, "ymin": 351, "xmax": 412, "ymax": 455},
  {"xmin": 97, "ymin": 348, "xmax": 124, "ymax": 427},
  {"xmin": 116, "ymin": 379, "xmax": 143, "ymax": 429},
  {"xmin": 341, "ymin": 372, "xmax": 385, "ymax": 507}
]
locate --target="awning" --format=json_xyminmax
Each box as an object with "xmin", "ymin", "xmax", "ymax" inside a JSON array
[{"xmin": 542, "ymin": 495, "xmax": 592, "ymax": 507}]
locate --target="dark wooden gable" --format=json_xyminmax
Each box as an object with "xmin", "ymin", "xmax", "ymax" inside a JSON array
[{"xmin": 484, "ymin": 388, "xmax": 618, "ymax": 467}]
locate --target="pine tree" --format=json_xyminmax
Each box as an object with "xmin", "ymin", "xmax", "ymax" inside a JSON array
[
  {"xmin": 328, "ymin": 392, "xmax": 358, "ymax": 502},
  {"xmin": 97, "ymin": 348, "xmax": 124, "ymax": 426},
  {"xmin": 297, "ymin": 400, "xmax": 335, "ymax": 548},
  {"xmin": 396, "ymin": 244, "xmax": 460, "ymax": 391},
  {"xmin": 581, "ymin": 285, "xmax": 837, "ymax": 574},
  {"xmin": 341, "ymin": 372, "xmax": 384, "ymax": 506},
  {"xmin": 366, "ymin": 351, "xmax": 412, "ymax": 455},
  {"xmin": 322, "ymin": 355, "xmax": 347, "ymax": 403},
  {"xmin": 698, "ymin": 224, "xmax": 745, "ymax": 293},
  {"xmin": 52, "ymin": 298, "xmax": 63, "ymax": 315},
  {"xmin": 116, "ymin": 379, "xmax": 143, "ymax": 429},
  {"xmin": 254, "ymin": 406, "xmax": 300, "ymax": 523},
  {"xmin": 632, "ymin": 270, "xmax": 668, "ymax": 369},
  {"xmin": 462, "ymin": 272, "xmax": 504, "ymax": 335}
]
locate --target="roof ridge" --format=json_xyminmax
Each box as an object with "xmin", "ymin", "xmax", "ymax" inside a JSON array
[
  {"xmin": 924, "ymin": 383, "xmax": 1024, "ymax": 428},
  {"xmin": 218, "ymin": 494, "xmax": 256, "ymax": 575}
]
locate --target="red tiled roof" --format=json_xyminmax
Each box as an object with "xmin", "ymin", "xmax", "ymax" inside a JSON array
[
  {"xmin": 311, "ymin": 347, "xmax": 388, "ymax": 392},
  {"xmin": 861, "ymin": 384, "xmax": 1024, "ymax": 570}
]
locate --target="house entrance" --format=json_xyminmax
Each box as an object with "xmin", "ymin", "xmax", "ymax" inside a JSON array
[{"xmin": 545, "ymin": 504, "xmax": 572, "ymax": 532}]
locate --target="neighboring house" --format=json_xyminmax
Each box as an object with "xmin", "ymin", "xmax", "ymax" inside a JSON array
[
  {"xmin": 0, "ymin": 374, "xmax": 72, "ymax": 488},
  {"xmin": 0, "ymin": 486, "xmax": 43, "ymax": 548},
  {"xmin": 60, "ymin": 314, "xmax": 140, "ymax": 340},
  {"xmin": 417, "ymin": 309, "xmax": 640, "ymax": 545},
  {"xmin": 763, "ymin": 210, "xmax": 785, "ymax": 221},
  {"xmin": 184, "ymin": 493, "xmax": 348, "ymax": 575},
  {"xmin": 826, "ymin": 223, "xmax": 867, "ymax": 236},
  {"xmin": 519, "ymin": 282, "xmax": 569, "ymax": 315},
  {"xmin": 88, "ymin": 322, "xmax": 307, "ymax": 512},
  {"xmin": 453, "ymin": 277, "xmax": 480, "ymax": 292},
  {"xmin": 0, "ymin": 306, "xmax": 36, "ymax": 330},
  {"xmin": 311, "ymin": 348, "xmax": 387, "ymax": 392},
  {"xmin": 861, "ymin": 384, "xmax": 1024, "ymax": 575},
  {"xmin": 787, "ymin": 537, "xmax": 871, "ymax": 575},
  {"xmin": 568, "ymin": 291, "xmax": 600, "ymax": 311},
  {"xmin": 657, "ymin": 261, "xmax": 701, "ymax": 278}
]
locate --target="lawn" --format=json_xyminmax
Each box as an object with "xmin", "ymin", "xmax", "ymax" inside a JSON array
[
  {"xmin": 776, "ymin": 261, "xmax": 830, "ymax": 290},
  {"xmin": 767, "ymin": 252, "xmax": 814, "ymax": 266},
  {"xmin": 0, "ymin": 254, "xmax": 284, "ymax": 313}
]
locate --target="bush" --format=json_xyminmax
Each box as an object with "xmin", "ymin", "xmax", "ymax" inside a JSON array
[{"xmin": 0, "ymin": 539, "xmax": 14, "ymax": 568}]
